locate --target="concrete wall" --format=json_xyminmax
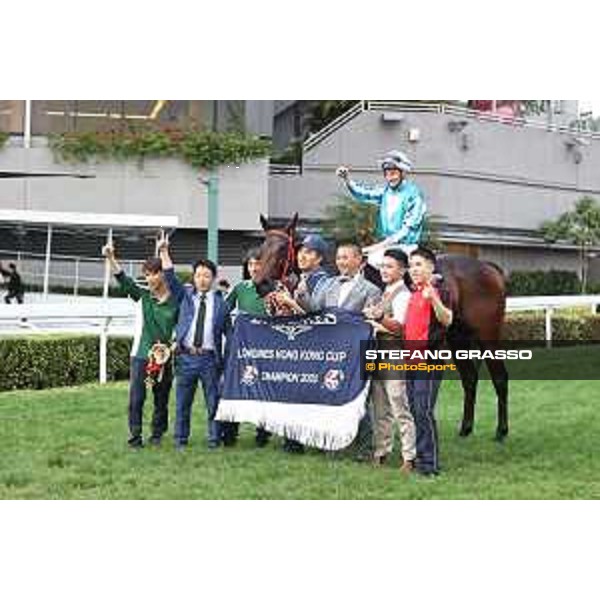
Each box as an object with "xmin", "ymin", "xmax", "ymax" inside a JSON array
[
  {"xmin": 245, "ymin": 101, "xmax": 274, "ymax": 138},
  {"xmin": 270, "ymin": 109, "xmax": 600, "ymax": 230},
  {"xmin": 0, "ymin": 141, "xmax": 269, "ymax": 231}
]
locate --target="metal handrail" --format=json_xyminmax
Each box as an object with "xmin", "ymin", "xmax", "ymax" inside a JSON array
[
  {"xmin": 0, "ymin": 248, "xmax": 145, "ymax": 264},
  {"xmin": 371, "ymin": 101, "xmax": 600, "ymax": 138},
  {"xmin": 302, "ymin": 101, "xmax": 600, "ymax": 153},
  {"xmin": 303, "ymin": 102, "xmax": 364, "ymax": 152},
  {"xmin": 269, "ymin": 164, "xmax": 302, "ymax": 175}
]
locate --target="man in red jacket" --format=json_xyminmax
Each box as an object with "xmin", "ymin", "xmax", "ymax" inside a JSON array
[{"xmin": 404, "ymin": 247, "xmax": 453, "ymax": 476}]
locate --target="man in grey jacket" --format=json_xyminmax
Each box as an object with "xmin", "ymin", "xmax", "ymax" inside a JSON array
[
  {"xmin": 312, "ymin": 242, "xmax": 382, "ymax": 460},
  {"xmin": 311, "ymin": 243, "xmax": 381, "ymax": 313}
]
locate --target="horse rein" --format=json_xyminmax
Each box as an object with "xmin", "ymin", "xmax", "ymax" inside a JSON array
[{"xmin": 265, "ymin": 229, "xmax": 296, "ymax": 281}]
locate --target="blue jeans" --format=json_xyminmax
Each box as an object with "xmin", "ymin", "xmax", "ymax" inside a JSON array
[
  {"xmin": 128, "ymin": 356, "xmax": 173, "ymax": 443},
  {"xmin": 406, "ymin": 370, "xmax": 443, "ymax": 474},
  {"xmin": 174, "ymin": 353, "xmax": 222, "ymax": 446}
]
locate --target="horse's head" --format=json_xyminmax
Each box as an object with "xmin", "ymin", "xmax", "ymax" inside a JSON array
[{"xmin": 255, "ymin": 212, "xmax": 298, "ymax": 296}]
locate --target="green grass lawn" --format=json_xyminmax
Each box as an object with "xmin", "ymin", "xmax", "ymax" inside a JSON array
[{"xmin": 1, "ymin": 377, "xmax": 599, "ymax": 499}]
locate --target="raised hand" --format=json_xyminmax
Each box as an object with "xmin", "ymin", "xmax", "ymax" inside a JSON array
[
  {"xmin": 156, "ymin": 230, "xmax": 169, "ymax": 254},
  {"xmin": 102, "ymin": 243, "xmax": 115, "ymax": 260},
  {"xmin": 336, "ymin": 166, "xmax": 349, "ymax": 180}
]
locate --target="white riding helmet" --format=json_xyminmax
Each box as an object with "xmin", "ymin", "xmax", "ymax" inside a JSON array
[{"xmin": 379, "ymin": 149, "xmax": 412, "ymax": 173}]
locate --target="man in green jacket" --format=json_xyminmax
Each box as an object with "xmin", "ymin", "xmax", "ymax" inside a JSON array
[
  {"xmin": 223, "ymin": 247, "xmax": 272, "ymax": 447},
  {"xmin": 103, "ymin": 243, "xmax": 178, "ymax": 449}
]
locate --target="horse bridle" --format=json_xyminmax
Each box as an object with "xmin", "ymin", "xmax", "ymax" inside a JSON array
[{"xmin": 265, "ymin": 228, "xmax": 296, "ymax": 282}]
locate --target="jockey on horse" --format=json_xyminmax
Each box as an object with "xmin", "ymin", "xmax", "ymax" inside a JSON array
[{"xmin": 336, "ymin": 149, "xmax": 427, "ymax": 268}]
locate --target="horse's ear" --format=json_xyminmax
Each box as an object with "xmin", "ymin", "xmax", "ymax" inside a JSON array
[
  {"xmin": 259, "ymin": 214, "xmax": 269, "ymax": 231},
  {"xmin": 285, "ymin": 212, "xmax": 299, "ymax": 234}
]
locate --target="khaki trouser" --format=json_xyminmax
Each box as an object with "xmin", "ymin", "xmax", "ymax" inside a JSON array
[{"xmin": 371, "ymin": 377, "xmax": 416, "ymax": 462}]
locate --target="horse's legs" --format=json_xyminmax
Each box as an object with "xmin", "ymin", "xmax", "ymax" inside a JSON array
[
  {"xmin": 484, "ymin": 357, "xmax": 509, "ymax": 441},
  {"xmin": 454, "ymin": 356, "xmax": 481, "ymax": 437},
  {"xmin": 448, "ymin": 329, "xmax": 481, "ymax": 437}
]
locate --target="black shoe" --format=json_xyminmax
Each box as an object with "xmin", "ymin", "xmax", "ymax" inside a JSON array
[
  {"xmin": 128, "ymin": 436, "xmax": 143, "ymax": 449},
  {"xmin": 174, "ymin": 441, "xmax": 188, "ymax": 452},
  {"xmin": 255, "ymin": 429, "xmax": 272, "ymax": 448},
  {"xmin": 222, "ymin": 436, "xmax": 238, "ymax": 447},
  {"xmin": 147, "ymin": 436, "xmax": 162, "ymax": 447},
  {"xmin": 283, "ymin": 439, "xmax": 305, "ymax": 454},
  {"xmin": 207, "ymin": 440, "xmax": 221, "ymax": 450}
]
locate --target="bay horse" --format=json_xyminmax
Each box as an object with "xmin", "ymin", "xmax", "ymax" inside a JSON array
[{"xmin": 256, "ymin": 213, "xmax": 509, "ymax": 441}]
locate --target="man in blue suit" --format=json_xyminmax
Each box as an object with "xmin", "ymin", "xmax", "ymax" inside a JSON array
[{"xmin": 158, "ymin": 237, "xmax": 228, "ymax": 450}]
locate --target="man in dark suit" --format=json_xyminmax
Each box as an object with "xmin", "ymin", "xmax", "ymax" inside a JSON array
[{"xmin": 158, "ymin": 238, "xmax": 229, "ymax": 450}]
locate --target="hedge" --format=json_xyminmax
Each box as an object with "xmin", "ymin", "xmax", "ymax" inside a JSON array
[
  {"xmin": 0, "ymin": 335, "xmax": 131, "ymax": 392},
  {"xmin": 506, "ymin": 270, "xmax": 580, "ymax": 296},
  {"xmin": 1, "ymin": 314, "xmax": 599, "ymax": 392},
  {"xmin": 502, "ymin": 313, "xmax": 600, "ymax": 342},
  {"xmin": 48, "ymin": 128, "xmax": 271, "ymax": 169}
]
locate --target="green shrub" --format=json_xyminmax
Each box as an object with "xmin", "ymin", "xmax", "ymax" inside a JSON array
[
  {"xmin": 507, "ymin": 270, "xmax": 580, "ymax": 296},
  {"xmin": 0, "ymin": 336, "xmax": 131, "ymax": 391},
  {"xmin": 502, "ymin": 313, "xmax": 600, "ymax": 342},
  {"xmin": 48, "ymin": 127, "xmax": 271, "ymax": 169}
]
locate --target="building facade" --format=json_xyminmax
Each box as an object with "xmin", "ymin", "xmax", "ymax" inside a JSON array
[
  {"xmin": 2, "ymin": 100, "xmax": 600, "ymax": 290},
  {"xmin": 0, "ymin": 100, "xmax": 272, "ymax": 287},
  {"xmin": 270, "ymin": 101, "xmax": 600, "ymax": 280}
]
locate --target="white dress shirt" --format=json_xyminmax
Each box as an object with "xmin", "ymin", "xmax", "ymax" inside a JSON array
[
  {"xmin": 184, "ymin": 289, "xmax": 216, "ymax": 349},
  {"xmin": 383, "ymin": 280, "xmax": 411, "ymax": 324}
]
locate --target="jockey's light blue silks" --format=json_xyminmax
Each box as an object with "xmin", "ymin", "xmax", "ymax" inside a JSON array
[{"xmin": 346, "ymin": 178, "xmax": 426, "ymax": 246}]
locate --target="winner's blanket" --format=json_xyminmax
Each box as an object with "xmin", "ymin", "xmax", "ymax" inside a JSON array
[{"xmin": 216, "ymin": 309, "xmax": 373, "ymax": 450}]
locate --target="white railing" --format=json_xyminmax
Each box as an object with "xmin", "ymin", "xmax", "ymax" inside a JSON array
[
  {"xmin": 0, "ymin": 298, "xmax": 135, "ymax": 384},
  {"xmin": 0, "ymin": 248, "xmax": 144, "ymax": 294},
  {"xmin": 1, "ymin": 295, "xmax": 598, "ymax": 384},
  {"xmin": 506, "ymin": 294, "xmax": 600, "ymax": 347},
  {"xmin": 302, "ymin": 101, "xmax": 600, "ymax": 154},
  {"xmin": 269, "ymin": 163, "xmax": 302, "ymax": 176},
  {"xmin": 366, "ymin": 101, "xmax": 600, "ymax": 136},
  {"xmin": 303, "ymin": 102, "xmax": 364, "ymax": 152}
]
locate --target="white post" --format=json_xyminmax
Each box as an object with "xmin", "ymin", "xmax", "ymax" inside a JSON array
[
  {"xmin": 99, "ymin": 318, "xmax": 111, "ymax": 384},
  {"xmin": 43, "ymin": 224, "xmax": 53, "ymax": 300},
  {"xmin": 103, "ymin": 228, "xmax": 113, "ymax": 300},
  {"xmin": 74, "ymin": 258, "xmax": 80, "ymax": 296},
  {"xmin": 545, "ymin": 307, "xmax": 553, "ymax": 348},
  {"xmin": 24, "ymin": 100, "xmax": 32, "ymax": 149}
]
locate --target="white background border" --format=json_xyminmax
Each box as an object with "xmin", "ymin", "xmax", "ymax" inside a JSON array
[{"xmin": 4, "ymin": 1, "xmax": 599, "ymax": 598}]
